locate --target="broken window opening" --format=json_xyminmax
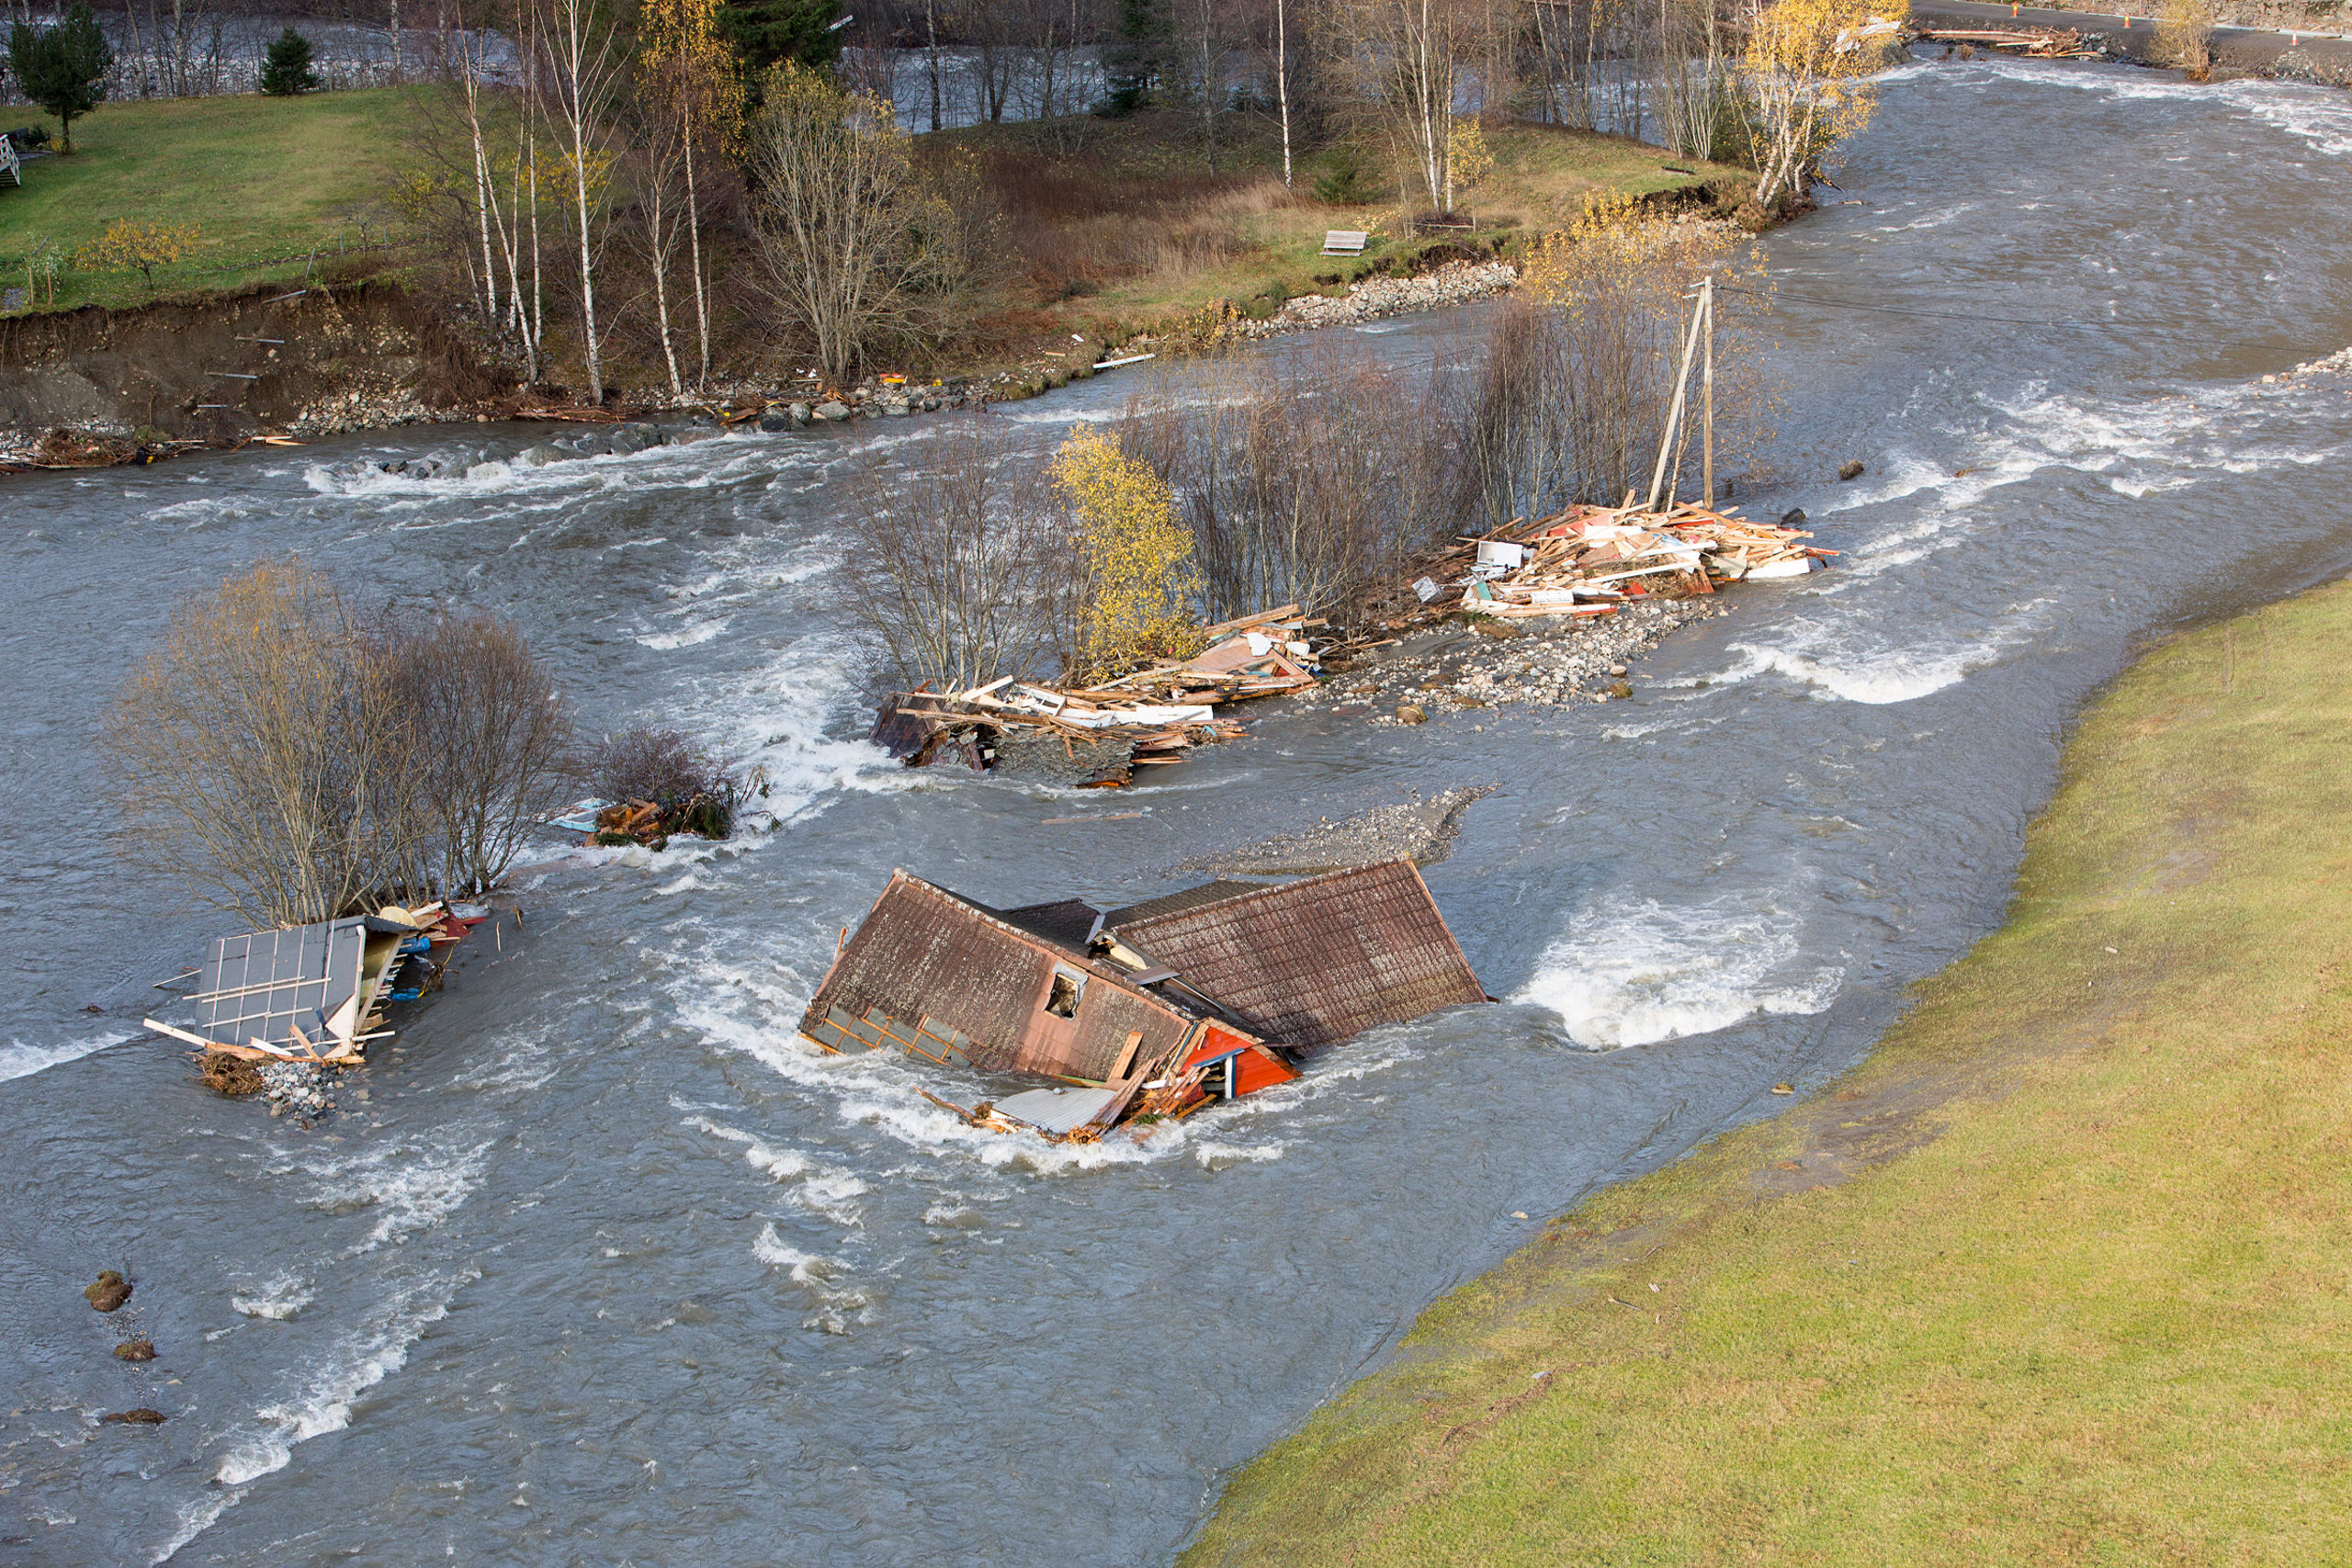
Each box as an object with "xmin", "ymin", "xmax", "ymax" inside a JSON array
[{"xmin": 1045, "ymin": 969, "xmax": 1083, "ymax": 1020}]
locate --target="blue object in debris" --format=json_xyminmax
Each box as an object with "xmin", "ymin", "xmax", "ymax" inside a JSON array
[
  {"xmin": 389, "ymin": 988, "xmax": 422, "ymax": 1002},
  {"xmin": 397, "ymin": 937, "xmax": 431, "ymax": 955}
]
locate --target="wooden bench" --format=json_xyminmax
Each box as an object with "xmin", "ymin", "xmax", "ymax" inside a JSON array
[{"xmin": 1320, "ymin": 229, "xmax": 1368, "ymax": 256}]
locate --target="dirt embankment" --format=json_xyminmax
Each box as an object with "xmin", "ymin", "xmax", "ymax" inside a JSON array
[{"xmin": 0, "ymin": 280, "xmax": 512, "ymax": 449}]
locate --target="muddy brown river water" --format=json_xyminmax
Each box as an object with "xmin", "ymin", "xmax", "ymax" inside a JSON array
[{"xmin": 4, "ymin": 51, "xmax": 2351, "ymax": 1566}]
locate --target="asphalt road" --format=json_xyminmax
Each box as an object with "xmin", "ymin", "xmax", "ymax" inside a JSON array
[{"xmin": 1909, "ymin": 0, "xmax": 2352, "ymax": 69}]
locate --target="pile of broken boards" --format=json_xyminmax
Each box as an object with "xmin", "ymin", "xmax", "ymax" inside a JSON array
[
  {"xmin": 1911, "ymin": 25, "xmax": 2101, "ymax": 59},
  {"xmin": 145, "ymin": 901, "xmax": 487, "ymax": 1070},
  {"xmin": 872, "ymin": 604, "xmax": 1345, "ymax": 787},
  {"xmin": 799, "ymin": 860, "xmax": 1488, "ymax": 1143},
  {"xmin": 1399, "ymin": 501, "xmax": 1831, "ymax": 627}
]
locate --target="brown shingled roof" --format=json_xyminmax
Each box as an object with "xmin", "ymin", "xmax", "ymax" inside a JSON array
[{"xmin": 1108, "ymin": 860, "xmax": 1485, "ymax": 1052}]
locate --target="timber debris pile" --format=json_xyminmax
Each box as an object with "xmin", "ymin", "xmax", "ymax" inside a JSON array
[
  {"xmin": 1380, "ymin": 500, "xmax": 1829, "ymax": 629},
  {"xmin": 1910, "ymin": 24, "xmax": 2101, "ymax": 59},
  {"xmin": 873, "ymin": 604, "xmax": 1364, "ymax": 787},
  {"xmin": 146, "ymin": 903, "xmax": 488, "ymax": 1114},
  {"xmin": 799, "ymin": 861, "xmax": 1487, "ymax": 1142}
]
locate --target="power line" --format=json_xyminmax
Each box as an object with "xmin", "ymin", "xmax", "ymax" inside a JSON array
[{"xmin": 1713, "ymin": 282, "xmax": 2114, "ymax": 329}]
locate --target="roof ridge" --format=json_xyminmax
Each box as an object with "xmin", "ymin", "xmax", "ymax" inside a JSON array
[{"xmin": 1113, "ymin": 858, "xmax": 1421, "ymax": 929}]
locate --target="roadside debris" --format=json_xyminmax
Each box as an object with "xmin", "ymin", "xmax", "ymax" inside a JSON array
[
  {"xmin": 800, "ymin": 860, "xmax": 1487, "ymax": 1141},
  {"xmin": 1910, "ymin": 24, "xmax": 2102, "ymax": 58},
  {"xmin": 145, "ymin": 902, "xmax": 488, "ymax": 1107},
  {"xmin": 874, "ymin": 604, "xmax": 1379, "ymax": 787}
]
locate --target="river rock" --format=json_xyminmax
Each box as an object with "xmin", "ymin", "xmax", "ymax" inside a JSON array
[
  {"xmin": 608, "ymin": 423, "xmax": 662, "ymax": 455},
  {"xmin": 100, "ymin": 1408, "xmax": 166, "ymax": 1425},
  {"xmin": 1781, "ymin": 508, "xmax": 1807, "ymax": 525},
  {"xmin": 516, "ymin": 444, "xmax": 564, "ymax": 467},
  {"xmin": 1396, "ymin": 704, "xmax": 1427, "ymax": 725},
  {"xmin": 788, "ymin": 401, "xmax": 813, "ymax": 425},
  {"xmin": 115, "ymin": 1338, "xmax": 155, "ymax": 1361},
  {"xmin": 813, "ymin": 400, "xmax": 851, "ymax": 422},
  {"xmin": 85, "ymin": 1271, "xmax": 131, "ymax": 1312},
  {"xmin": 1838, "ymin": 459, "xmax": 1866, "ymax": 481}
]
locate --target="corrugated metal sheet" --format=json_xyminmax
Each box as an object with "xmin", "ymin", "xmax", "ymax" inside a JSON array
[
  {"xmin": 1110, "ymin": 860, "xmax": 1485, "ymax": 1052},
  {"xmin": 993, "ymin": 1085, "xmax": 1118, "ymax": 1134}
]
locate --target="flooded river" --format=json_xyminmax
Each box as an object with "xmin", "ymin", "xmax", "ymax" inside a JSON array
[{"xmin": 5, "ymin": 52, "xmax": 2351, "ymax": 1567}]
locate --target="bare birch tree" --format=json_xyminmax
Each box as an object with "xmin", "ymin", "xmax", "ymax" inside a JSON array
[{"xmin": 538, "ymin": 0, "xmax": 628, "ymax": 403}]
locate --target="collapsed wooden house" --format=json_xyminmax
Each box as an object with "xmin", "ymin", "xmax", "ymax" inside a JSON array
[{"xmin": 798, "ymin": 861, "xmax": 1488, "ymax": 1139}]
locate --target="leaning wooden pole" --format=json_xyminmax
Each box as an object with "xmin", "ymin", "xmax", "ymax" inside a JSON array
[
  {"xmin": 1702, "ymin": 274, "xmax": 1716, "ymax": 508},
  {"xmin": 1646, "ymin": 285, "xmax": 1710, "ymax": 513}
]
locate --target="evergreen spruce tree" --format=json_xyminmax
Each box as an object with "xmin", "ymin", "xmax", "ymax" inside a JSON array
[
  {"xmin": 6, "ymin": 2, "xmax": 112, "ymax": 152},
  {"xmin": 1098, "ymin": 0, "xmax": 1168, "ymax": 117},
  {"xmin": 717, "ymin": 0, "xmax": 842, "ymax": 78},
  {"xmin": 259, "ymin": 28, "xmax": 321, "ymax": 96}
]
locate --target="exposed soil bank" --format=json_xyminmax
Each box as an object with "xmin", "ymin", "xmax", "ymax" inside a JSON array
[
  {"xmin": 1183, "ymin": 578, "xmax": 2352, "ymax": 1565},
  {"xmin": 0, "ymin": 280, "xmax": 513, "ymax": 453}
]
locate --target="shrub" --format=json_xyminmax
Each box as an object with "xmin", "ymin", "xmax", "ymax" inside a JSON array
[
  {"xmin": 260, "ymin": 28, "xmax": 322, "ymax": 97},
  {"xmin": 1051, "ymin": 423, "xmax": 1201, "ymax": 682},
  {"xmin": 840, "ymin": 420, "xmax": 1070, "ymax": 694},
  {"xmin": 75, "ymin": 218, "xmax": 203, "ymax": 295},
  {"xmin": 103, "ymin": 562, "xmax": 576, "ymax": 924},
  {"xmin": 588, "ymin": 727, "xmax": 735, "ymax": 838},
  {"xmin": 1312, "ymin": 145, "xmax": 1380, "ymax": 207}
]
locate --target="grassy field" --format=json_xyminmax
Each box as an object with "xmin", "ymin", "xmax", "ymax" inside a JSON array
[
  {"xmin": 1186, "ymin": 584, "xmax": 2352, "ymax": 1565},
  {"xmin": 1, "ymin": 88, "xmax": 425, "ymax": 311},
  {"xmin": 931, "ymin": 108, "xmax": 1751, "ymax": 366}
]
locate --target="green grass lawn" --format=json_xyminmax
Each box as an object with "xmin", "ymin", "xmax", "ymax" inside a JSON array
[
  {"xmin": 928, "ymin": 109, "xmax": 1751, "ymax": 370},
  {"xmin": 1186, "ymin": 583, "xmax": 2352, "ymax": 1565},
  {"xmin": 1, "ymin": 87, "xmax": 432, "ymax": 312}
]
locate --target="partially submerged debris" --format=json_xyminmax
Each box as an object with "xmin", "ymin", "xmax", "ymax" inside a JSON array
[
  {"xmin": 100, "ymin": 1408, "xmax": 166, "ymax": 1426},
  {"xmin": 1377, "ymin": 500, "xmax": 1830, "ymax": 631},
  {"xmin": 85, "ymin": 1271, "xmax": 131, "ymax": 1313},
  {"xmin": 873, "ymin": 604, "xmax": 1374, "ymax": 786},
  {"xmin": 145, "ymin": 901, "xmax": 486, "ymax": 1072},
  {"xmin": 801, "ymin": 860, "xmax": 1487, "ymax": 1140},
  {"xmin": 114, "ymin": 1339, "xmax": 156, "ymax": 1361}
]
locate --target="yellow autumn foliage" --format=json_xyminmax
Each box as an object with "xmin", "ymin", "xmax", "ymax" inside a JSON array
[{"xmin": 1051, "ymin": 424, "xmax": 1201, "ymax": 682}]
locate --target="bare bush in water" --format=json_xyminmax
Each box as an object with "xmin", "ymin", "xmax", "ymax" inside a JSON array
[
  {"xmin": 1116, "ymin": 341, "xmax": 1472, "ymax": 621},
  {"xmin": 1458, "ymin": 194, "xmax": 1776, "ymax": 521},
  {"xmin": 379, "ymin": 604, "xmax": 575, "ymax": 897},
  {"xmin": 103, "ymin": 560, "xmax": 419, "ymax": 929},
  {"xmin": 105, "ymin": 562, "xmax": 578, "ymax": 925},
  {"xmin": 588, "ymin": 726, "xmax": 737, "ymax": 837},
  {"xmin": 839, "ymin": 420, "xmax": 1072, "ymax": 692}
]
